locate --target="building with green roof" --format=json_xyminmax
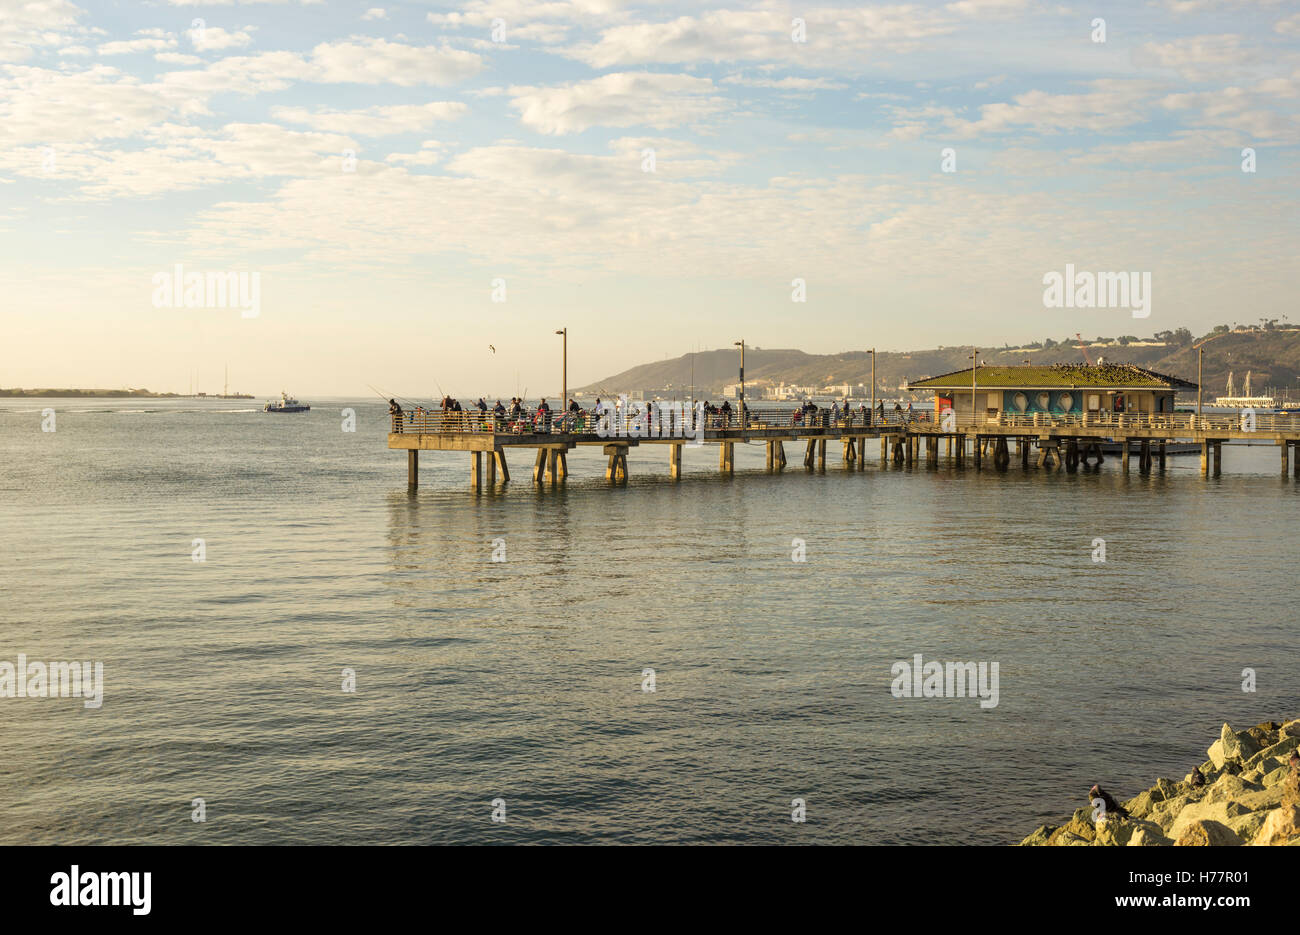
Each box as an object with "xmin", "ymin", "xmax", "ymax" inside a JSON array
[{"xmin": 906, "ymin": 363, "xmax": 1198, "ymax": 420}]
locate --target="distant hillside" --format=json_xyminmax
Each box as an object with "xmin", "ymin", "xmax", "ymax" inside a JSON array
[
  {"xmin": 577, "ymin": 327, "xmax": 1300, "ymax": 399},
  {"xmin": 0, "ymin": 388, "xmax": 179, "ymax": 398}
]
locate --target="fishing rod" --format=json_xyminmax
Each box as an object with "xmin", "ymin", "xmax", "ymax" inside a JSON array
[{"xmin": 370, "ymin": 382, "xmax": 419, "ymax": 405}]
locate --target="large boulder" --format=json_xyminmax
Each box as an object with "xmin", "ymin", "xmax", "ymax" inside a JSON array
[
  {"xmin": 1124, "ymin": 778, "xmax": 1180, "ymax": 820},
  {"xmin": 1227, "ymin": 810, "xmax": 1269, "ymax": 842},
  {"xmin": 1243, "ymin": 736, "xmax": 1299, "ymax": 772},
  {"xmin": 1128, "ymin": 825, "xmax": 1174, "ymax": 846},
  {"xmin": 1020, "ymin": 824, "xmax": 1056, "ymax": 846},
  {"xmin": 1261, "ymin": 765, "xmax": 1290, "ymax": 788},
  {"xmin": 1236, "ymin": 784, "xmax": 1286, "ymax": 812},
  {"xmin": 1149, "ymin": 790, "xmax": 1204, "ymax": 832},
  {"xmin": 1205, "ymin": 772, "xmax": 1259, "ymax": 804},
  {"xmin": 1280, "ymin": 719, "xmax": 1300, "ymax": 740},
  {"xmin": 1251, "ymin": 804, "xmax": 1300, "ymax": 846},
  {"xmin": 1168, "ymin": 798, "xmax": 1250, "ymax": 840},
  {"xmin": 1094, "ymin": 820, "xmax": 1136, "ymax": 846},
  {"xmin": 1046, "ymin": 807, "xmax": 1097, "ymax": 845},
  {"xmin": 1218, "ymin": 722, "xmax": 1262, "ymax": 764},
  {"xmin": 1175, "ymin": 819, "xmax": 1243, "ymax": 846}
]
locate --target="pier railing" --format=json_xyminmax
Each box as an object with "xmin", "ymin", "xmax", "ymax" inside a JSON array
[
  {"xmin": 390, "ymin": 406, "xmax": 926, "ymax": 435},
  {"xmin": 389, "ymin": 407, "xmax": 1300, "ymax": 436}
]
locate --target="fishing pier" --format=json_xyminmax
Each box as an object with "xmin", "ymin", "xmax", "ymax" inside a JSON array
[{"xmin": 389, "ymin": 406, "xmax": 1300, "ymax": 489}]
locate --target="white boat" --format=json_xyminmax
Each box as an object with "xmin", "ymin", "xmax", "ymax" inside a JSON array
[{"xmin": 263, "ymin": 392, "xmax": 310, "ymax": 413}]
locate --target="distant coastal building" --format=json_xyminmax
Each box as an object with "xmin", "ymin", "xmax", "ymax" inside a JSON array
[{"xmin": 906, "ymin": 363, "xmax": 1198, "ymax": 419}]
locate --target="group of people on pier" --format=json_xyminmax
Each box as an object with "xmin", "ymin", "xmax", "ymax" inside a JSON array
[{"xmin": 390, "ymin": 395, "xmax": 924, "ymax": 434}]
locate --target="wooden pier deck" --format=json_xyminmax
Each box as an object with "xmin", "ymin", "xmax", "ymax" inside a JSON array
[{"xmin": 389, "ymin": 407, "xmax": 1300, "ymax": 488}]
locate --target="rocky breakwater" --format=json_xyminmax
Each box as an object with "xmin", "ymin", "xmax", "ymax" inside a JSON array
[{"xmin": 1021, "ymin": 717, "xmax": 1300, "ymax": 846}]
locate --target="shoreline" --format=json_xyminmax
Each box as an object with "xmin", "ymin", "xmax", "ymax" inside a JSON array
[{"xmin": 1021, "ymin": 716, "xmax": 1300, "ymax": 846}]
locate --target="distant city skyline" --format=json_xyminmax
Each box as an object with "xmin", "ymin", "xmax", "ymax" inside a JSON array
[{"xmin": 4, "ymin": 0, "xmax": 1298, "ymax": 395}]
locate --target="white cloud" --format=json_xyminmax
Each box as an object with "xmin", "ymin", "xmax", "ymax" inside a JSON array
[
  {"xmin": 308, "ymin": 38, "xmax": 481, "ymax": 85},
  {"xmin": 385, "ymin": 140, "xmax": 444, "ymax": 166},
  {"xmin": 721, "ymin": 73, "xmax": 846, "ymax": 90},
  {"xmin": 0, "ymin": 0, "xmax": 84, "ymax": 62},
  {"xmin": 510, "ymin": 72, "xmax": 729, "ymax": 134},
  {"xmin": 1134, "ymin": 34, "xmax": 1254, "ymax": 81},
  {"xmin": 362, "ymin": 8, "xmax": 387, "ymax": 21},
  {"xmin": 945, "ymin": 81, "xmax": 1161, "ymax": 138},
  {"xmin": 190, "ymin": 26, "xmax": 255, "ymax": 52},
  {"xmin": 273, "ymin": 102, "xmax": 467, "ymax": 135},
  {"xmin": 99, "ymin": 37, "xmax": 178, "ymax": 56},
  {"xmin": 563, "ymin": 7, "xmax": 952, "ymax": 68}
]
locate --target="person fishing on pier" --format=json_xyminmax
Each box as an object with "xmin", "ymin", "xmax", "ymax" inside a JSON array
[
  {"xmin": 389, "ymin": 398, "xmax": 403, "ymax": 433},
  {"xmin": 537, "ymin": 398, "xmax": 551, "ymax": 432}
]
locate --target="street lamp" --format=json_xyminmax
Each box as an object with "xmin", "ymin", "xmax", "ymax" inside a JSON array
[
  {"xmin": 555, "ymin": 328, "xmax": 567, "ymax": 411},
  {"xmin": 1192, "ymin": 330, "xmax": 1234, "ymax": 417},
  {"xmin": 971, "ymin": 348, "xmax": 979, "ymax": 426},
  {"xmin": 734, "ymin": 339, "xmax": 745, "ymax": 427},
  {"xmin": 869, "ymin": 348, "xmax": 876, "ymax": 424}
]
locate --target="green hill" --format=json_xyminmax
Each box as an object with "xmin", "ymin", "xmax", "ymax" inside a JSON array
[{"xmin": 577, "ymin": 327, "xmax": 1300, "ymax": 399}]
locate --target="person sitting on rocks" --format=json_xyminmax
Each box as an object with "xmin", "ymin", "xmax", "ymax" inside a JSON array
[{"xmin": 1088, "ymin": 783, "xmax": 1129, "ymax": 820}]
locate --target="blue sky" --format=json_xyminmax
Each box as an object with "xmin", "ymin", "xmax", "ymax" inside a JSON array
[{"xmin": 2, "ymin": 0, "xmax": 1298, "ymax": 396}]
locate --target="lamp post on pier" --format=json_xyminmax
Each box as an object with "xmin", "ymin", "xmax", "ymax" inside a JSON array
[
  {"xmin": 869, "ymin": 348, "xmax": 875, "ymax": 424},
  {"xmin": 734, "ymin": 339, "xmax": 745, "ymax": 428},
  {"xmin": 556, "ymin": 328, "xmax": 567, "ymax": 410}
]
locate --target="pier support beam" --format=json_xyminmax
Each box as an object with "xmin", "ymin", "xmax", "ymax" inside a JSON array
[
  {"xmin": 1282, "ymin": 441, "xmax": 1289, "ymax": 477},
  {"xmin": 670, "ymin": 443, "xmax": 683, "ymax": 481},
  {"xmin": 495, "ymin": 449, "xmax": 510, "ymax": 483},
  {"xmin": 471, "ymin": 451, "xmax": 482, "ymax": 489},
  {"xmin": 1213, "ymin": 441, "xmax": 1222, "ymax": 477},
  {"xmin": 533, "ymin": 448, "xmax": 547, "ymax": 484},
  {"xmin": 817, "ymin": 438, "xmax": 826, "ymax": 471},
  {"xmin": 775, "ymin": 440, "xmax": 787, "ymax": 471},
  {"xmin": 604, "ymin": 444, "xmax": 628, "ymax": 483},
  {"xmin": 973, "ymin": 435, "xmax": 982, "ymax": 470},
  {"xmin": 1121, "ymin": 440, "xmax": 1130, "ymax": 474},
  {"xmin": 487, "ymin": 448, "xmax": 497, "ymax": 485},
  {"xmin": 1138, "ymin": 440, "xmax": 1151, "ymax": 475},
  {"xmin": 904, "ymin": 435, "xmax": 913, "ymax": 467},
  {"xmin": 765, "ymin": 440, "xmax": 775, "ymax": 472},
  {"xmin": 1021, "ymin": 438, "xmax": 1031, "ymax": 470},
  {"xmin": 1200, "ymin": 440, "xmax": 1209, "ymax": 477},
  {"xmin": 1158, "ymin": 441, "xmax": 1166, "ymax": 473},
  {"xmin": 881, "ymin": 436, "xmax": 888, "ymax": 463},
  {"xmin": 408, "ymin": 449, "xmax": 418, "ymax": 490},
  {"xmin": 719, "ymin": 442, "xmax": 734, "ymax": 474}
]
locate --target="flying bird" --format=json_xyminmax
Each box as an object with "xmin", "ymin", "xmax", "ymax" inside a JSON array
[
  {"xmin": 1089, "ymin": 783, "xmax": 1129, "ymax": 819},
  {"xmin": 489, "ymin": 345, "xmax": 496, "ymax": 353}
]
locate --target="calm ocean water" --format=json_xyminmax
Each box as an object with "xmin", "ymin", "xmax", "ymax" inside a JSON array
[{"xmin": 1, "ymin": 397, "xmax": 1297, "ymax": 845}]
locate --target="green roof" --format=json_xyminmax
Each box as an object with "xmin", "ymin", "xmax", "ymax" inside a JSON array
[{"xmin": 907, "ymin": 363, "xmax": 1197, "ymax": 390}]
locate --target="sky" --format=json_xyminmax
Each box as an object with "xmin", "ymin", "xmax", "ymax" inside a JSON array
[{"xmin": 2, "ymin": 0, "xmax": 1298, "ymax": 397}]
